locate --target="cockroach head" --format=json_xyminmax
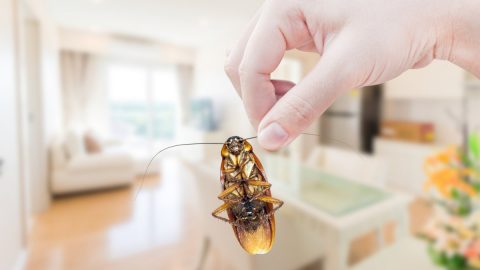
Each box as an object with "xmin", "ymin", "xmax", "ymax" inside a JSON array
[{"xmin": 225, "ymin": 136, "xmax": 245, "ymax": 155}]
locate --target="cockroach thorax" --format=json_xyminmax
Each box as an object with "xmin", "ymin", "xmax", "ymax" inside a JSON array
[{"xmin": 225, "ymin": 136, "xmax": 245, "ymax": 155}]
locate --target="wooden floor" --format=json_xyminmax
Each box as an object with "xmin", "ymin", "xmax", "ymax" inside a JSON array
[
  {"xmin": 26, "ymin": 160, "xmax": 204, "ymax": 270},
  {"xmin": 26, "ymin": 160, "xmax": 433, "ymax": 270}
]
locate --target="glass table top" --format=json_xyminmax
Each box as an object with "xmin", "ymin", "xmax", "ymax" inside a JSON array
[
  {"xmin": 299, "ymin": 165, "xmax": 390, "ymax": 216},
  {"xmin": 267, "ymin": 155, "xmax": 390, "ymax": 217}
]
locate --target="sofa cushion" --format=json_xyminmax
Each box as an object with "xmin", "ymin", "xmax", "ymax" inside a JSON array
[
  {"xmin": 65, "ymin": 129, "xmax": 86, "ymax": 158},
  {"xmin": 67, "ymin": 152, "xmax": 133, "ymax": 172},
  {"xmin": 51, "ymin": 137, "xmax": 68, "ymax": 170},
  {"xmin": 84, "ymin": 131, "xmax": 102, "ymax": 153}
]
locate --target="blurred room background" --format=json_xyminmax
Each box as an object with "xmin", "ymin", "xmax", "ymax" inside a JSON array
[{"xmin": 1, "ymin": 0, "xmax": 480, "ymax": 269}]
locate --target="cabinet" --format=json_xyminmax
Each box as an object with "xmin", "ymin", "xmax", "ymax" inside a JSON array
[
  {"xmin": 384, "ymin": 60, "xmax": 465, "ymax": 99},
  {"xmin": 374, "ymin": 137, "xmax": 441, "ymax": 195}
]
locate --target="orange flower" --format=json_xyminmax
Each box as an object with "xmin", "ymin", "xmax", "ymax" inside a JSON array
[{"xmin": 424, "ymin": 147, "xmax": 476, "ymax": 198}]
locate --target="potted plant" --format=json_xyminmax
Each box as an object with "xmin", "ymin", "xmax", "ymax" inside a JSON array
[{"xmin": 422, "ymin": 133, "xmax": 480, "ymax": 270}]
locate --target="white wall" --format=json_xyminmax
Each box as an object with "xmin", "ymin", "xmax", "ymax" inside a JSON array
[
  {"xmin": 0, "ymin": 0, "xmax": 27, "ymax": 268},
  {"xmin": 58, "ymin": 28, "xmax": 195, "ymax": 66},
  {"xmin": 17, "ymin": 0, "xmax": 63, "ymax": 214}
]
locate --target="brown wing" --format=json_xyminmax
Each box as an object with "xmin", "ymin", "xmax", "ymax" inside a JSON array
[
  {"xmin": 249, "ymin": 151, "xmax": 271, "ymax": 197},
  {"xmin": 248, "ymin": 150, "xmax": 276, "ymax": 250},
  {"xmin": 234, "ymin": 217, "xmax": 274, "ymax": 254},
  {"xmin": 219, "ymin": 144, "xmax": 242, "ymax": 234}
]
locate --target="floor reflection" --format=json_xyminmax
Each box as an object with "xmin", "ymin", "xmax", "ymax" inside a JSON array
[
  {"xmin": 107, "ymin": 160, "xmax": 183, "ymax": 259},
  {"xmin": 26, "ymin": 159, "xmax": 201, "ymax": 270}
]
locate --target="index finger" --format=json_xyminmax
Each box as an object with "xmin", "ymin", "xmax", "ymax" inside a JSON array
[
  {"xmin": 239, "ymin": 13, "xmax": 286, "ymax": 128},
  {"xmin": 225, "ymin": 7, "xmax": 262, "ymax": 95}
]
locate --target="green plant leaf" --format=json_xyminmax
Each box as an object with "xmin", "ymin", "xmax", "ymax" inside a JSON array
[
  {"xmin": 447, "ymin": 254, "xmax": 466, "ymax": 270},
  {"xmin": 428, "ymin": 245, "xmax": 448, "ymax": 265},
  {"xmin": 470, "ymin": 133, "xmax": 480, "ymax": 159},
  {"xmin": 452, "ymin": 188, "xmax": 461, "ymax": 199},
  {"xmin": 472, "ymin": 182, "xmax": 480, "ymax": 192}
]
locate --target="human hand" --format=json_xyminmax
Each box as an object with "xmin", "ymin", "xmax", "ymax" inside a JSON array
[{"xmin": 225, "ymin": 0, "xmax": 480, "ymax": 150}]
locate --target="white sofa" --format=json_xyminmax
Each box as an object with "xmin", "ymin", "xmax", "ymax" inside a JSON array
[{"xmin": 50, "ymin": 132, "xmax": 135, "ymax": 195}]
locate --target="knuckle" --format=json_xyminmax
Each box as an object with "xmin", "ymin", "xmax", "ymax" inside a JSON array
[
  {"xmin": 237, "ymin": 62, "xmax": 252, "ymax": 80},
  {"xmin": 281, "ymin": 94, "xmax": 315, "ymax": 125}
]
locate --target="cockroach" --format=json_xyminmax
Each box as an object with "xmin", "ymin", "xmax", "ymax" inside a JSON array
[
  {"xmin": 211, "ymin": 136, "xmax": 283, "ymax": 254},
  {"xmin": 137, "ymin": 135, "xmax": 282, "ymax": 254}
]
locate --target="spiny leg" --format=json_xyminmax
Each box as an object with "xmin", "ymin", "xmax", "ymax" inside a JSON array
[
  {"xmin": 257, "ymin": 196, "xmax": 284, "ymax": 215},
  {"xmin": 246, "ymin": 180, "xmax": 271, "ymax": 188},
  {"xmin": 217, "ymin": 183, "xmax": 241, "ymax": 203},
  {"xmin": 211, "ymin": 203, "xmax": 234, "ymax": 224},
  {"xmin": 246, "ymin": 180, "xmax": 272, "ymax": 201},
  {"xmin": 218, "ymin": 180, "xmax": 271, "ymax": 202}
]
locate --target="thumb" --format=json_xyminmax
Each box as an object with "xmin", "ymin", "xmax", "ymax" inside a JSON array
[{"xmin": 257, "ymin": 33, "xmax": 361, "ymax": 150}]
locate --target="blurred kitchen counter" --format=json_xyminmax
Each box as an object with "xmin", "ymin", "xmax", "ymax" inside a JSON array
[{"xmin": 373, "ymin": 137, "xmax": 443, "ymax": 196}]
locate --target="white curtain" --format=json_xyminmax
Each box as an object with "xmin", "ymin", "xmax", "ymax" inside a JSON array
[
  {"xmin": 60, "ymin": 50, "xmax": 108, "ymax": 133},
  {"xmin": 176, "ymin": 64, "xmax": 193, "ymax": 124}
]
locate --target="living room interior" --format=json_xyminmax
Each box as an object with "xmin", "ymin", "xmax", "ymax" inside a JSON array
[{"xmin": 2, "ymin": 0, "xmax": 480, "ymax": 270}]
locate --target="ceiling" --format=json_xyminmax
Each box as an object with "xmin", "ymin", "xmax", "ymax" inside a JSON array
[{"xmin": 46, "ymin": 0, "xmax": 263, "ymax": 47}]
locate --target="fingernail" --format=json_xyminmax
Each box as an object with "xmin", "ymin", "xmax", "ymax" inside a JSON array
[{"xmin": 258, "ymin": 122, "xmax": 288, "ymax": 150}]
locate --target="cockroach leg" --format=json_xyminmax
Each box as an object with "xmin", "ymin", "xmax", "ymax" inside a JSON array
[
  {"xmin": 246, "ymin": 180, "xmax": 271, "ymax": 188},
  {"xmin": 257, "ymin": 196, "xmax": 284, "ymax": 214},
  {"xmin": 212, "ymin": 203, "xmax": 235, "ymax": 224},
  {"xmin": 246, "ymin": 180, "xmax": 272, "ymax": 201},
  {"xmin": 217, "ymin": 183, "xmax": 241, "ymax": 201}
]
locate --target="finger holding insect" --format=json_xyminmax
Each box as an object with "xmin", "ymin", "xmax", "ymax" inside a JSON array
[
  {"xmin": 257, "ymin": 32, "xmax": 360, "ymax": 150},
  {"xmin": 272, "ymin": 80, "xmax": 296, "ymax": 100},
  {"xmin": 225, "ymin": 5, "xmax": 264, "ymax": 95},
  {"xmin": 238, "ymin": 0, "xmax": 313, "ymax": 128}
]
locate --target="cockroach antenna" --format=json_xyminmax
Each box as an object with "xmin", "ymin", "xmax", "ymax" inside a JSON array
[
  {"xmin": 135, "ymin": 142, "xmax": 224, "ymax": 200},
  {"xmin": 135, "ymin": 136, "xmax": 258, "ymax": 201}
]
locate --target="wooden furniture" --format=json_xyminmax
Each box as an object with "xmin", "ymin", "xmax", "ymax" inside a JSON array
[{"xmin": 350, "ymin": 237, "xmax": 442, "ymax": 270}]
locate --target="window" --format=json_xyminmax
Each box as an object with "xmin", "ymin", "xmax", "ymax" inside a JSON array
[
  {"xmin": 152, "ymin": 67, "xmax": 179, "ymax": 139},
  {"xmin": 107, "ymin": 62, "xmax": 179, "ymax": 143}
]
